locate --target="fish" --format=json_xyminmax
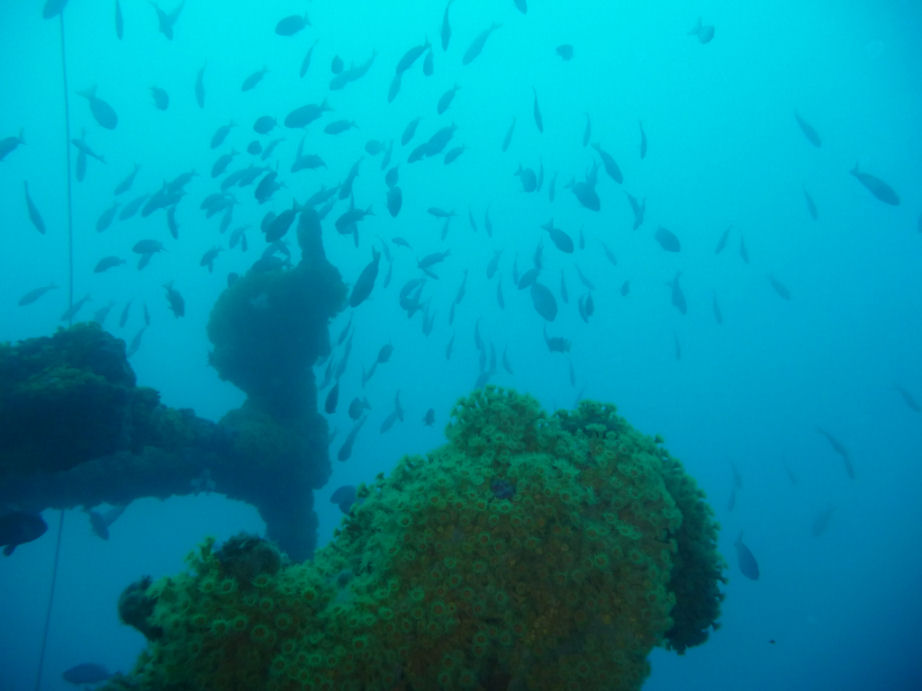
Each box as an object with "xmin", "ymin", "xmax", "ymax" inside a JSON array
[
  {"xmin": 556, "ymin": 44, "xmax": 574, "ymax": 61},
  {"xmin": 620, "ymin": 280, "xmax": 630, "ymax": 297},
  {"xmin": 815, "ymin": 426, "xmax": 855, "ymax": 479},
  {"xmin": 811, "ymin": 506, "xmax": 836, "ymax": 538},
  {"xmin": 850, "ymin": 163, "xmax": 900, "ymax": 205},
  {"xmin": 18, "ymin": 283, "xmax": 58, "ymax": 306},
  {"xmin": 200, "ymin": 247, "xmax": 221, "ymax": 272},
  {"xmin": 329, "ymin": 51, "xmax": 378, "ymax": 90},
  {"xmin": 444, "ymin": 145, "xmax": 465, "ymax": 164},
  {"xmin": 241, "ymin": 66, "xmax": 268, "ymax": 91},
  {"xmin": 163, "ymin": 282, "xmax": 184, "ymax": 317},
  {"xmin": 767, "ymin": 274, "xmax": 791, "ymax": 301},
  {"xmin": 462, "ymin": 22, "xmax": 501, "ymax": 65},
  {"xmin": 803, "ymin": 188, "xmax": 818, "ymax": 220},
  {"xmin": 150, "ymin": 0, "xmax": 184, "ymax": 40},
  {"xmin": 114, "ymin": 163, "xmax": 140, "ymax": 195},
  {"xmin": 127, "ymin": 325, "xmax": 146, "ymax": 357},
  {"xmin": 348, "ymin": 397, "xmax": 370, "ymax": 421},
  {"xmin": 0, "ymin": 511, "xmax": 47, "ymax": 555},
  {"xmin": 386, "ymin": 186, "xmax": 403, "ymax": 217},
  {"xmin": 423, "ymin": 47, "xmax": 434, "ymax": 76},
  {"xmin": 94, "ymin": 256, "xmax": 125, "ymax": 273},
  {"xmin": 592, "ymin": 142, "xmax": 622, "ymax": 184},
  {"xmin": 384, "ymin": 165, "xmax": 399, "ymax": 188},
  {"xmin": 514, "ymin": 0, "xmax": 527, "ymax": 13},
  {"xmin": 210, "ymin": 122, "xmax": 235, "ymax": 150},
  {"xmin": 62, "ymin": 661, "xmax": 114, "ymax": 685},
  {"xmin": 543, "ymin": 325, "xmax": 571, "ymax": 353},
  {"xmin": 532, "ymin": 87, "xmax": 543, "ymax": 133},
  {"xmin": 42, "ymin": 0, "xmax": 69, "ymax": 19},
  {"xmin": 541, "ymin": 219, "xmax": 574, "ymax": 253},
  {"xmin": 734, "ymin": 532, "xmax": 760, "ymax": 580},
  {"xmin": 712, "ymin": 293, "xmax": 723, "ymax": 324},
  {"xmin": 115, "ymin": 0, "xmax": 123, "ymax": 39},
  {"xmin": 793, "ymin": 111, "xmax": 821, "ymax": 147},
  {"xmin": 60, "ymin": 294, "xmax": 91, "ymax": 322},
  {"xmin": 78, "ymin": 85, "xmax": 118, "ymax": 129},
  {"xmin": 626, "ymin": 193, "xmax": 645, "ymax": 229},
  {"xmin": 739, "ymin": 236, "xmax": 750, "ymax": 264},
  {"xmin": 893, "ymin": 384, "xmax": 921, "ymax": 413},
  {"xmin": 714, "ymin": 225, "xmax": 731, "ymax": 254},
  {"xmin": 23, "ymin": 182, "xmax": 47, "ymax": 234},
  {"xmin": 601, "ymin": 241, "xmax": 617, "ymax": 266},
  {"xmin": 92, "ymin": 301, "xmax": 115, "ymax": 325},
  {"xmin": 330, "ymin": 485, "xmax": 357, "ymax": 514},
  {"xmin": 349, "ymin": 248, "xmax": 381, "ymax": 307},
  {"xmin": 515, "ymin": 165, "xmax": 538, "ymax": 193},
  {"xmin": 578, "ymin": 293, "xmax": 595, "ymax": 323},
  {"xmin": 530, "ymin": 282, "xmax": 557, "ymax": 321},
  {"xmin": 195, "ymin": 63, "xmax": 206, "ymax": 109},
  {"xmin": 655, "ymin": 226, "xmax": 681, "ymax": 252},
  {"xmin": 254, "ymin": 115, "xmax": 277, "ymax": 134},
  {"xmin": 401, "ymin": 116, "xmax": 421, "ymax": 146},
  {"xmin": 441, "ymin": 0, "xmax": 453, "ymax": 51},
  {"xmin": 331, "ymin": 56, "xmax": 344, "ymax": 74},
  {"xmin": 150, "ymin": 86, "xmax": 169, "ymax": 110},
  {"xmin": 300, "ymin": 39, "xmax": 319, "ymax": 78},
  {"xmin": 437, "ymin": 84, "xmax": 460, "ymax": 114},
  {"xmin": 639, "ymin": 120, "xmax": 647, "ymax": 159},
  {"xmin": 324, "ymin": 380, "xmax": 340, "ymax": 414},
  {"xmin": 688, "ymin": 17, "xmax": 715, "ymax": 44},
  {"xmin": 669, "ymin": 272, "xmax": 687, "ymax": 315},
  {"xmin": 0, "ymin": 129, "xmax": 25, "ymax": 162},
  {"xmin": 86, "ymin": 504, "xmax": 126, "ymax": 540},
  {"xmin": 396, "ymin": 39, "xmax": 430, "ymax": 74},
  {"xmin": 324, "ymin": 119, "xmax": 357, "ymax": 135},
  {"xmin": 275, "ymin": 12, "xmax": 310, "ymax": 36}
]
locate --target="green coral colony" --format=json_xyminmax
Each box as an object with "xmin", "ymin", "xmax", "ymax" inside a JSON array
[{"xmin": 110, "ymin": 387, "xmax": 724, "ymax": 690}]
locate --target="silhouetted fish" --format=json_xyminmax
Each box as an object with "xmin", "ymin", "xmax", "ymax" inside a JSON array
[
  {"xmin": 655, "ymin": 226, "xmax": 681, "ymax": 252},
  {"xmin": 0, "ymin": 511, "xmax": 47, "ymax": 555},
  {"xmin": 793, "ymin": 111, "xmax": 821, "ymax": 147},
  {"xmin": 734, "ymin": 532, "xmax": 759, "ymax": 580},
  {"xmin": 811, "ymin": 506, "xmax": 836, "ymax": 537},
  {"xmin": 330, "ymin": 485, "xmax": 357, "ymax": 514},
  {"xmin": 850, "ymin": 163, "xmax": 900, "ymax": 206},
  {"xmin": 815, "ymin": 427, "xmax": 855, "ymax": 479}
]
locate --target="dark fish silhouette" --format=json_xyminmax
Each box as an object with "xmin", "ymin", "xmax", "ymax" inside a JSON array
[
  {"xmin": 815, "ymin": 427, "xmax": 855, "ymax": 479},
  {"xmin": 78, "ymin": 85, "xmax": 118, "ymax": 129},
  {"xmin": 811, "ymin": 506, "xmax": 836, "ymax": 538},
  {"xmin": 24, "ymin": 181, "xmax": 47, "ymax": 234},
  {"xmin": 767, "ymin": 274, "xmax": 791, "ymax": 301},
  {"xmin": 655, "ymin": 226, "xmax": 681, "ymax": 252},
  {"xmin": 734, "ymin": 532, "xmax": 759, "ymax": 580},
  {"xmin": 893, "ymin": 384, "xmax": 921, "ymax": 413},
  {"xmin": 63, "ymin": 662, "xmax": 113, "ymax": 684},
  {"xmin": 330, "ymin": 485, "xmax": 357, "ymax": 514},
  {"xmin": 0, "ymin": 511, "xmax": 47, "ymax": 555},
  {"xmin": 688, "ymin": 17, "xmax": 715, "ymax": 44},
  {"xmin": 462, "ymin": 22, "xmax": 501, "ymax": 65},
  {"xmin": 532, "ymin": 87, "xmax": 543, "ymax": 133},
  {"xmin": 850, "ymin": 163, "xmax": 899, "ymax": 206},
  {"xmin": 530, "ymin": 282, "xmax": 557, "ymax": 321},
  {"xmin": 793, "ymin": 111, "xmax": 821, "ymax": 147},
  {"xmin": 803, "ymin": 188, "xmax": 818, "ymax": 220},
  {"xmin": 669, "ymin": 272, "xmax": 687, "ymax": 315}
]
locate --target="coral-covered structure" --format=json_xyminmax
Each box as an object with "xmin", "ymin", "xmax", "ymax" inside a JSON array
[
  {"xmin": 0, "ymin": 208, "xmax": 345, "ymax": 561},
  {"xmin": 108, "ymin": 387, "xmax": 724, "ymax": 690},
  {"xmin": 0, "ymin": 323, "xmax": 227, "ymax": 509}
]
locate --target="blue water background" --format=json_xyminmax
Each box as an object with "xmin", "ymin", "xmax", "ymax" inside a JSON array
[{"xmin": 0, "ymin": 0, "xmax": 920, "ymax": 688}]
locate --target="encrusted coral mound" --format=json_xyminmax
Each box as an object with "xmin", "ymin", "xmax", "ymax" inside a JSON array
[{"xmin": 110, "ymin": 387, "xmax": 724, "ymax": 691}]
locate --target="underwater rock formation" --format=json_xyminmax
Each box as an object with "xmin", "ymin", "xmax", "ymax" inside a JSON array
[{"xmin": 108, "ymin": 387, "xmax": 724, "ymax": 690}]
